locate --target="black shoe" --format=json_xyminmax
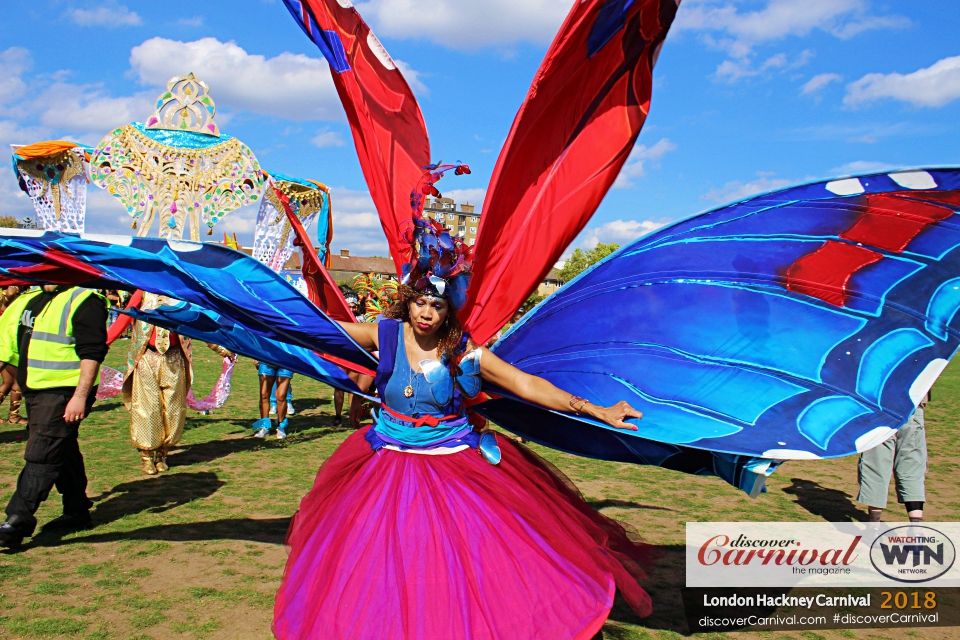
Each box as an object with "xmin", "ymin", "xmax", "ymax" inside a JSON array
[
  {"xmin": 332, "ymin": 416, "xmax": 342, "ymax": 427},
  {"xmin": 0, "ymin": 522, "xmax": 24, "ymax": 548},
  {"xmin": 41, "ymin": 512, "xmax": 93, "ymax": 533}
]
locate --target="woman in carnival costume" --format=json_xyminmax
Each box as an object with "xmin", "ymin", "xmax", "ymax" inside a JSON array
[{"xmin": 273, "ymin": 213, "xmax": 653, "ymax": 639}]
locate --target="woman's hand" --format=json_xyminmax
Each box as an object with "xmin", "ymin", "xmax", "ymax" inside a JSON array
[{"xmin": 585, "ymin": 400, "xmax": 642, "ymax": 431}]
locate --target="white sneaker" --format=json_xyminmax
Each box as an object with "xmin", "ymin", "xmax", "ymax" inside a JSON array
[
  {"xmin": 287, "ymin": 402, "xmax": 296, "ymax": 416},
  {"xmin": 253, "ymin": 427, "xmax": 269, "ymax": 438},
  {"xmin": 276, "ymin": 430, "xmax": 287, "ymax": 440},
  {"xmin": 269, "ymin": 405, "xmax": 277, "ymax": 416}
]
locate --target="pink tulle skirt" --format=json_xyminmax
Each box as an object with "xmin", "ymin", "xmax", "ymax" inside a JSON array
[{"xmin": 274, "ymin": 427, "xmax": 654, "ymax": 640}]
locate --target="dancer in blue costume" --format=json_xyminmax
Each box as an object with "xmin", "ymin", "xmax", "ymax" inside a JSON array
[{"xmin": 274, "ymin": 221, "xmax": 655, "ymax": 639}]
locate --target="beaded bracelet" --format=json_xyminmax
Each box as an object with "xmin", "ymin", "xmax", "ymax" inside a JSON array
[{"xmin": 569, "ymin": 395, "xmax": 590, "ymax": 414}]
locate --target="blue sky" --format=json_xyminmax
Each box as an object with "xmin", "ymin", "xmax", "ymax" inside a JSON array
[{"xmin": 1, "ymin": 0, "xmax": 958, "ymax": 257}]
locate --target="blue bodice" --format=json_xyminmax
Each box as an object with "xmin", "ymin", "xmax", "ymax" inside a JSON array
[
  {"xmin": 371, "ymin": 320, "xmax": 483, "ymax": 451},
  {"xmin": 382, "ymin": 326, "xmax": 449, "ymax": 418}
]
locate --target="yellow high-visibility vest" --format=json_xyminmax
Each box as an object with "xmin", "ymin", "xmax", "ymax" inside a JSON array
[
  {"xmin": 25, "ymin": 288, "xmax": 104, "ymax": 390},
  {"xmin": 0, "ymin": 288, "xmax": 41, "ymax": 366}
]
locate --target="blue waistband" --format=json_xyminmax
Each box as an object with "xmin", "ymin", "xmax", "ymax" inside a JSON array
[{"xmin": 368, "ymin": 407, "xmax": 477, "ymax": 452}]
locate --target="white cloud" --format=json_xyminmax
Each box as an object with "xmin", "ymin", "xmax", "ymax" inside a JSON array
[
  {"xmin": 395, "ymin": 59, "xmax": 428, "ymax": 96},
  {"xmin": 83, "ymin": 189, "xmax": 138, "ymax": 235},
  {"xmin": 702, "ymin": 174, "xmax": 794, "ymax": 203},
  {"xmin": 844, "ymin": 55, "xmax": 960, "ymax": 109},
  {"xmin": 714, "ymin": 48, "xmax": 813, "ymax": 83},
  {"xmin": 829, "ymin": 160, "xmax": 900, "ymax": 175},
  {"xmin": 613, "ymin": 138, "xmax": 677, "ymax": 188},
  {"xmin": 0, "ymin": 48, "xmax": 31, "ymax": 107},
  {"xmin": 129, "ymin": 37, "xmax": 343, "ymax": 121},
  {"xmin": 178, "ymin": 16, "xmax": 205, "ymax": 27},
  {"xmin": 789, "ymin": 121, "xmax": 936, "ymax": 144},
  {"xmin": 311, "ymin": 129, "xmax": 346, "ymax": 148},
  {"xmin": 0, "ymin": 166, "xmax": 35, "ymax": 221},
  {"xmin": 70, "ymin": 4, "xmax": 142, "ymax": 27},
  {"xmin": 579, "ymin": 219, "xmax": 664, "ymax": 250},
  {"xmin": 0, "ymin": 119, "xmax": 47, "ymax": 149},
  {"xmin": 442, "ymin": 188, "xmax": 486, "ymax": 210},
  {"xmin": 357, "ymin": 0, "xmax": 570, "ymax": 50},
  {"xmin": 34, "ymin": 83, "xmax": 154, "ymax": 138},
  {"xmin": 216, "ymin": 203, "xmax": 258, "ymax": 236},
  {"xmin": 801, "ymin": 72, "xmax": 842, "ymax": 95},
  {"xmin": 675, "ymin": 0, "xmax": 907, "ymax": 82},
  {"xmin": 675, "ymin": 0, "xmax": 907, "ymax": 51},
  {"xmin": 329, "ymin": 187, "xmax": 389, "ymax": 255}
]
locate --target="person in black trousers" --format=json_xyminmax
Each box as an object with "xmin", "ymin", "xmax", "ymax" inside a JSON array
[{"xmin": 0, "ymin": 285, "xmax": 108, "ymax": 548}]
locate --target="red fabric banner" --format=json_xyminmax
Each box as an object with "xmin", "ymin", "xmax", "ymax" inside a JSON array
[
  {"xmin": 292, "ymin": 0, "xmax": 431, "ymax": 274},
  {"xmin": 462, "ymin": 0, "xmax": 679, "ymax": 344},
  {"xmin": 275, "ymin": 187, "xmax": 356, "ymax": 324}
]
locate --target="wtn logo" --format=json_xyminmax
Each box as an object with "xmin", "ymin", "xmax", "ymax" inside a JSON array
[
  {"xmin": 880, "ymin": 540, "xmax": 944, "ymax": 566},
  {"xmin": 870, "ymin": 526, "xmax": 956, "ymax": 583}
]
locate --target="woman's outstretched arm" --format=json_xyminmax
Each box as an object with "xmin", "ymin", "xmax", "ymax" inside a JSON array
[
  {"xmin": 478, "ymin": 347, "xmax": 641, "ymax": 431},
  {"xmin": 337, "ymin": 321, "xmax": 379, "ymax": 351}
]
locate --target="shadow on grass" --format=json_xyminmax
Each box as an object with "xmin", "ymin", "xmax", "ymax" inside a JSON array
[
  {"xmin": 604, "ymin": 543, "xmax": 690, "ymax": 635},
  {"xmin": 166, "ymin": 424, "xmax": 352, "ymax": 467},
  {"xmin": 588, "ymin": 499, "xmax": 673, "ymax": 511},
  {"xmin": 24, "ymin": 471, "xmax": 226, "ymax": 548},
  {"xmin": 286, "ymin": 397, "xmax": 332, "ymax": 412},
  {"xmin": 90, "ymin": 471, "xmax": 224, "ymax": 521},
  {"xmin": 781, "ymin": 477, "xmax": 866, "ymax": 522},
  {"xmin": 0, "ymin": 425, "xmax": 28, "ymax": 444},
  {"xmin": 88, "ymin": 400, "xmax": 123, "ymax": 414},
  {"xmin": 62, "ymin": 516, "xmax": 290, "ymax": 546}
]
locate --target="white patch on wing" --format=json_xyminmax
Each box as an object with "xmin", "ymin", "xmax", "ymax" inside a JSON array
[
  {"xmin": 167, "ymin": 240, "xmax": 203, "ymax": 252},
  {"xmin": 0, "ymin": 229, "xmax": 45, "ymax": 237},
  {"xmin": 825, "ymin": 178, "xmax": 865, "ymax": 196},
  {"xmin": 366, "ymin": 32, "xmax": 397, "ymax": 70},
  {"xmin": 855, "ymin": 427, "xmax": 896, "ymax": 452},
  {"xmin": 910, "ymin": 358, "xmax": 948, "ymax": 405},
  {"xmin": 81, "ymin": 234, "xmax": 133, "ymax": 246},
  {"xmin": 761, "ymin": 449, "xmax": 822, "ymax": 460},
  {"xmin": 888, "ymin": 171, "xmax": 937, "ymax": 190}
]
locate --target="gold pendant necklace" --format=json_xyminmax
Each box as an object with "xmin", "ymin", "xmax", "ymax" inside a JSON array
[{"xmin": 404, "ymin": 355, "xmax": 415, "ymax": 398}]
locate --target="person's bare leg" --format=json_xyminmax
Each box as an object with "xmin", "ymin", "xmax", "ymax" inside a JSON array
[
  {"xmin": 259, "ymin": 376, "xmax": 276, "ymax": 419},
  {"xmin": 868, "ymin": 507, "xmax": 884, "ymax": 522},
  {"xmin": 334, "ymin": 389, "xmax": 344, "ymax": 422},
  {"xmin": 275, "ymin": 377, "xmax": 291, "ymax": 423},
  {"xmin": 0, "ymin": 363, "xmax": 15, "ymax": 400}
]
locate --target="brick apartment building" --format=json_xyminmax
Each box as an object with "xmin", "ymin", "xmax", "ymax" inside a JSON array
[{"xmin": 422, "ymin": 196, "xmax": 480, "ymax": 246}]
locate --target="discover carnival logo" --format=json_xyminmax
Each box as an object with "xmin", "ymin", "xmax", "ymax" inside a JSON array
[
  {"xmin": 869, "ymin": 525, "xmax": 956, "ymax": 583},
  {"xmin": 686, "ymin": 523, "xmax": 960, "ymax": 587},
  {"xmin": 697, "ymin": 533, "xmax": 860, "ymax": 573}
]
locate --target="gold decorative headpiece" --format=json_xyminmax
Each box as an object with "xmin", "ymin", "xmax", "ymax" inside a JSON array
[{"xmin": 145, "ymin": 73, "xmax": 221, "ymax": 137}]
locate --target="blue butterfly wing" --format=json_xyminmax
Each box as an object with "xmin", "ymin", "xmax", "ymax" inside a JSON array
[
  {"xmin": 126, "ymin": 301, "xmax": 366, "ymax": 396},
  {"xmin": 0, "ymin": 232, "xmax": 376, "ymax": 371},
  {"xmin": 486, "ymin": 168, "xmax": 960, "ymax": 487},
  {"xmin": 457, "ymin": 351, "xmax": 482, "ymax": 398},
  {"xmin": 421, "ymin": 360, "xmax": 454, "ymax": 406}
]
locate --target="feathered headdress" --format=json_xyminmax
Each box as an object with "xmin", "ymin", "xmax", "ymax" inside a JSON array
[{"xmin": 400, "ymin": 162, "xmax": 474, "ymax": 309}]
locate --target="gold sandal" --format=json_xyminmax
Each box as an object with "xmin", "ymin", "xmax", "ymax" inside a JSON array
[
  {"xmin": 154, "ymin": 447, "xmax": 169, "ymax": 473},
  {"xmin": 7, "ymin": 392, "xmax": 26, "ymax": 425},
  {"xmin": 139, "ymin": 450, "xmax": 157, "ymax": 475}
]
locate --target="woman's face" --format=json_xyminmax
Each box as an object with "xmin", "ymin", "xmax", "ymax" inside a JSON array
[{"xmin": 408, "ymin": 296, "xmax": 448, "ymax": 337}]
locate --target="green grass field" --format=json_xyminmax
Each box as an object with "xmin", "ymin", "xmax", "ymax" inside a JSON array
[{"xmin": 1, "ymin": 343, "xmax": 958, "ymax": 639}]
